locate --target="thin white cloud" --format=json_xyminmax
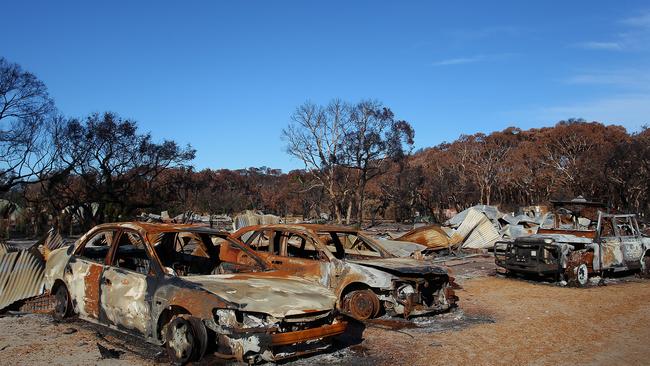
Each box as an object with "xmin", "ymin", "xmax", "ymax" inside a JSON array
[
  {"xmin": 575, "ymin": 41, "xmax": 622, "ymax": 50},
  {"xmin": 621, "ymin": 10, "xmax": 650, "ymax": 28},
  {"xmin": 432, "ymin": 56, "xmax": 483, "ymax": 66},
  {"xmin": 565, "ymin": 69, "xmax": 650, "ymax": 89},
  {"xmin": 431, "ymin": 53, "xmax": 515, "ymax": 67},
  {"xmin": 448, "ymin": 26, "xmax": 521, "ymax": 40},
  {"xmin": 576, "ymin": 9, "xmax": 650, "ymax": 51}
]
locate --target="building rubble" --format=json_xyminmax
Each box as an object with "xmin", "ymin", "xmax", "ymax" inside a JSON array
[
  {"xmin": 137, "ymin": 209, "xmax": 282, "ymax": 231},
  {"xmin": 395, "ymin": 204, "xmax": 551, "ymax": 251}
]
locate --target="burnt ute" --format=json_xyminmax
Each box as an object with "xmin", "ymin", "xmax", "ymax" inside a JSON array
[
  {"xmin": 43, "ymin": 222, "xmax": 346, "ymax": 364},
  {"xmin": 495, "ymin": 207, "xmax": 650, "ymax": 285}
]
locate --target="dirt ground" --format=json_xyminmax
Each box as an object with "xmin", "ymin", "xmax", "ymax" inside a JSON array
[{"xmin": 1, "ymin": 258, "xmax": 649, "ymax": 366}]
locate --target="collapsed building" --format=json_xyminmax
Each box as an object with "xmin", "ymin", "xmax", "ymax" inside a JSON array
[{"xmin": 394, "ymin": 204, "xmax": 550, "ymax": 251}]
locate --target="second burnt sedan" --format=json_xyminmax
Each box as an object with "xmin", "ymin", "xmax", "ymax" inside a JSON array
[{"xmin": 232, "ymin": 224, "xmax": 458, "ymax": 320}]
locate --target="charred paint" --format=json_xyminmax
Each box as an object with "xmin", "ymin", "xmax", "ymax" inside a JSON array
[
  {"xmin": 44, "ymin": 221, "xmax": 345, "ymax": 363},
  {"xmin": 232, "ymin": 224, "xmax": 457, "ymax": 319}
]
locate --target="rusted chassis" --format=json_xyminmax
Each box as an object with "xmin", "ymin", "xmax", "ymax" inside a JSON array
[{"xmin": 45, "ymin": 223, "xmax": 347, "ymax": 363}]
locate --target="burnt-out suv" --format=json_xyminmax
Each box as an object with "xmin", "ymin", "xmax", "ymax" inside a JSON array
[
  {"xmin": 44, "ymin": 223, "xmax": 346, "ymax": 364},
  {"xmin": 495, "ymin": 201, "xmax": 650, "ymax": 285},
  {"xmin": 232, "ymin": 224, "xmax": 457, "ymax": 320}
]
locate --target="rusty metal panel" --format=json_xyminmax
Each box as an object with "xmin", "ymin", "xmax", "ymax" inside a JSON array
[{"xmin": 0, "ymin": 249, "xmax": 46, "ymax": 310}]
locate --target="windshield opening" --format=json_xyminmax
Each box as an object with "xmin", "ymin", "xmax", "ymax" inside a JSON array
[{"xmin": 319, "ymin": 231, "xmax": 385, "ymax": 259}]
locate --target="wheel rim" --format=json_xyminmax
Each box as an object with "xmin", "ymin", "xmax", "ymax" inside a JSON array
[
  {"xmin": 168, "ymin": 320, "xmax": 194, "ymax": 362},
  {"xmin": 576, "ymin": 264, "xmax": 588, "ymax": 285},
  {"xmin": 347, "ymin": 290, "xmax": 378, "ymax": 320}
]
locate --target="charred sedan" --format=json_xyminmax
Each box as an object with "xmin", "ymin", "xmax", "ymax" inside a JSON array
[
  {"xmin": 44, "ymin": 223, "xmax": 346, "ymax": 364},
  {"xmin": 232, "ymin": 224, "xmax": 458, "ymax": 320}
]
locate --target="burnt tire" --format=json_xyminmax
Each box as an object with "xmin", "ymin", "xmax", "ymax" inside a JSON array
[
  {"xmin": 165, "ymin": 315, "xmax": 207, "ymax": 365},
  {"xmin": 641, "ymin": 256, "xmax": 650, "ymax": 279},
  {"xmin": 567, "ymin": 263, "xmax": 589, "ymax": 287},
  {"xmin": 52, "ymin": 283, "xmax": 72, "ymax": 321},
  {"xmin": 343, "ymin": 289, "xmax": 380, "ymax": 320}
]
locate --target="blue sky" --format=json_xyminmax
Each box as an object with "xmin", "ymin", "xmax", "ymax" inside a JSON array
[{"xmin": 3, "ymin": 1, "xmax": 650, "ymax": 172}]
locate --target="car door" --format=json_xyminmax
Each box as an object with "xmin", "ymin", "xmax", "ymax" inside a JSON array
[
  {"xmin": 271, "ymin": 230, "xmax": 331, "ymax": 285},
  {"xmin": 67, "ymin": 229, "xmax": 116, "ymax": 319},
  {"xmin": 615, "ymin": 216, "xmax": 644, "ymax": 269},
  {"xmin": 598, "ymin": 216, "xmax": 625, "ymax": 270},
  {"xmin": 101, "ymin": 229, "xmax": 153, "ymax": 336}
]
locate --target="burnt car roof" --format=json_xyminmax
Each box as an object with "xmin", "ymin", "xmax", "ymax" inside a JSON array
[
  {"xmin": 92, "ymin": 222, "xmax": 229, "ymax": 236},
  {"xmin": 236, "ymin": 223, "xmax": 361, "ymax": 234}
]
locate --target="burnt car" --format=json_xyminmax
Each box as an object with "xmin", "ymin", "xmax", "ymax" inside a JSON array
[
  {"xmin": 231, "ymin": 224, "xmax": 457, "ymax": 320},
  {"xmin": 495, "ymin": 199, "xmax": 650, "ymax": 285},
  {"xmin": 44, "ymin": 223, "xmax": 346, "ymax": 364}
]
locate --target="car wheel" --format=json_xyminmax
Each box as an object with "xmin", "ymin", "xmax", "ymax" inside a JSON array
[
  {"xmin": 641, "ymin": 256, "xmax": 650, "ymax": 278},
  {"xmin": 575, "ymin": 263, "xmax": 589, "ymax": 286},
  {"xmin": 165, "ymin": 315, "xmax": 207, "ymax": 365},
  {"xmin": 343, "ymin": 289, "xmax": 380, "ymax": 320},
  {"xmin": 53, "ymin": 284, "xmax": 72, "ymax": 321}
]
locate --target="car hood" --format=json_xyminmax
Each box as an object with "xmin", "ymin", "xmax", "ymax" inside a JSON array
[
  {"xmin": 182, "ymin": 273, "xmax": 337, "ymax": 318},
  {"xmin": 347, "ymin": 257, "xmax": 449, "ymax": 276},
  {"xmin": 376, "ymin": 239, "xmax": 427, "ymax": 257}
]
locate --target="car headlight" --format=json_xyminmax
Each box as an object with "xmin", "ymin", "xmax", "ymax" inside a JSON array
[
  {"xmin": 214, "ymin": 309, "xmax": 278, "ymax": 328},
  {"xmin": 397, "ymin": 283, "xmax": 415, "ymax": 300}
]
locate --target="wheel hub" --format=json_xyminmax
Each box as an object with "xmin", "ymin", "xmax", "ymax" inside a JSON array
[
  {"xmin": 346, "ymin": 290, "xmax": 379, "ymax": 320},
  {"xmin": 169, "ymin": 322, "xmax": 193, "ymax": 360}
]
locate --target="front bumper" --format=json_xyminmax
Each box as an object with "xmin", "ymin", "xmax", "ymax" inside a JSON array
[
  {"xmin": 270, "ymin": 321, "xmax": 347, "ymax": 346},
  {"xmin": 214, "ymin": 320, "xmax": 347, "ymax": 363},
  {"xmin": 495, "ymin": 242, "xmax": 562, "ymax": 276},
  {"xmin": 386, "ymin": 277, "xmax": 458, "ymax": 317}
]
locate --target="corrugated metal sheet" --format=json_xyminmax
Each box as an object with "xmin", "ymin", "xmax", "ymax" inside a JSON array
[
  {"xmin": 449, "ymin": 209, "xmax": 488, "ymax": 245},
  {"xmin": 462, "ymin": 219, "xmax": 501, "ymax": 249},
  {"xmin": 395, "ymin": 225, "xmax": 450, "ymax": 250},
  {"xmin": 447, "ymin": 205, "xmax": 503, "ymax": 227},
  {"xmin": 44, "ymin": 229, "xmax": 66, "ymax": 251},
  {"xmin": 0, "ymin": 249, "xmax": 46, "ymax": 310},
  {"xmin": 0, "ymin": 242, "xmax": 19, "ymax": 255},
  {"xmin": 234, "ymin": 210, "xmax": 281, "ymax": 230}
]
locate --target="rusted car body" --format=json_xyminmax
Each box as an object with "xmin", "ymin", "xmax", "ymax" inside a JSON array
[
  {"xmin": 495, "ymin": 207, "xmax": 650, "ymax": 285},
  {"xmin": 44, "ymin": 223, "xmax": 346, "ymax": 364},
  {"xmin": 231, "ymin": 224, "xmax": 457, "ymax": 320}
]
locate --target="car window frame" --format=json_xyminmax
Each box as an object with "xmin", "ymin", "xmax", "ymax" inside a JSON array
[
  {"xmin": 107, "ymin": 229, "xmax": 164, "ymax": 277},
  {"xmin": 74, "ymin": 228, "xmax": 117, "ymax": 265}
]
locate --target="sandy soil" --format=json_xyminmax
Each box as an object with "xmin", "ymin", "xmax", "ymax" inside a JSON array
[{"xmin": 1, "ymin": 264, "xmax": 648, "ymax": 366}]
